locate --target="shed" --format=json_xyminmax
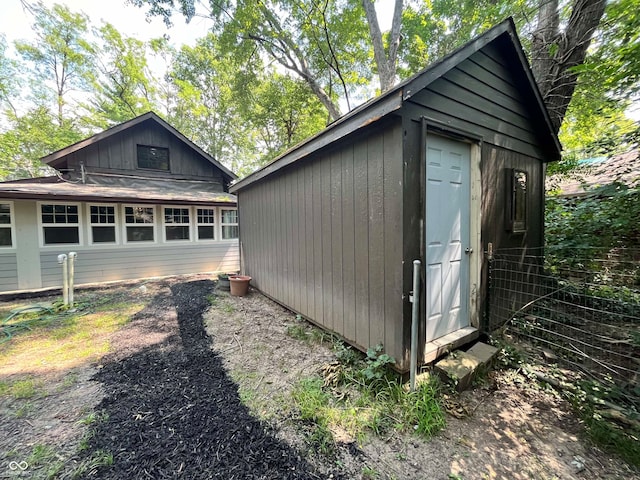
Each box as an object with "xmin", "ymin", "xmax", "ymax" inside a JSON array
[
  {"xmin": 229, "ymin": 19, "xmax": 561, "ymax": 372},
  {"xmin": 0, "ymin": 112, "xmax": 240, "ymax": 293}
]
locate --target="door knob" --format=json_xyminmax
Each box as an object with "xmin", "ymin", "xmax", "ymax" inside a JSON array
[{"xmin": 464, "ymin": 247, "xmax": 473, "ymax": 254}]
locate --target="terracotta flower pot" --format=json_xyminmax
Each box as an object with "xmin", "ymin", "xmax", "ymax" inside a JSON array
[{"xmin": 229, "ymin": 275, "xmax": 252, "ymax": 297}]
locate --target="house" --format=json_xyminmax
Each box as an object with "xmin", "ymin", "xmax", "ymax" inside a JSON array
[
  {"xmin": 229, "ymin": 18, "xmax": 561, "ymax": 372},
  {"xmin": 547, "ymin": 149, "xmax": 639, "ymax": 196},
  {"xmin": 0, "ymin": 112, "xmax": 239, "ymax": 293}
]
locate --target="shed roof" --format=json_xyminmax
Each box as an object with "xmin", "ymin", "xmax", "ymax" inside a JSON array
[
  {"xmin": 230, "ymin": 17, "xmax": 561, "ymax": 194},
  {"xmin": 42, "ymin": 111, "xmax": 238, "ymax": 182},
  {"xmin": 0, "ymin": 177, "xmax": 237, "ymax": 206}
]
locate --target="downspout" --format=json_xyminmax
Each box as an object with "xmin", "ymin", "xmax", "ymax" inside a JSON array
[{"xmin": 410, "ymin": 259, "xmax": 421, "ymax": 392}]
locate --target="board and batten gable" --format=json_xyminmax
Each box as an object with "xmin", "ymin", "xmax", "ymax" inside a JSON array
[
  {"xmin": 238, "ymin": 117, "xmax": 406, "ymax": 365},
  {"xmin": 59, "ymin": 122, "xmax": 226, "ymax": 189}
]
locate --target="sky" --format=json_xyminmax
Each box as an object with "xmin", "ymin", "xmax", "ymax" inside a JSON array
[
  {"xmin": 0, "ymin": 0, "xmax": 395, "ymax": 50},
  {"xmin": 0, "ymin": 0, "xmax": 211, "ymax": 48}
]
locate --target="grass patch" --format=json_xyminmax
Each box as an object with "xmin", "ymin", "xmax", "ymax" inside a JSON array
[
  {"xmin": 291, "ymin": 344, "xmax": 446, "ymax": 454},
  {"xmin": 68, "ymin": 449, "xmax": 114, "ymax": 479},
  {"xmin": 0, "ymin": 377, "xmax": 42, "ymax": 399},
  {"xmin": 25, "ymin": 443, "xmax": 65, "ymax": 478},
  {"xmin": 286, "ymin": 315, "xmax": 334, "ymax": 345},
  {"xmin": 0, "ymin": 300, "xmax": 144, "ymax": 376}
]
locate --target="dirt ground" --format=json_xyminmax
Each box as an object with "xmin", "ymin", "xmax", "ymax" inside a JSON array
[{"xmin": 0, "ymin": 275, "xmax": 638, "ymax": 479}]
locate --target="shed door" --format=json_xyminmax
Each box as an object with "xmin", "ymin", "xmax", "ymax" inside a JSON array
[{"xmin": 425, "ymin": 134, "xmax": 471, "ymax": 341}]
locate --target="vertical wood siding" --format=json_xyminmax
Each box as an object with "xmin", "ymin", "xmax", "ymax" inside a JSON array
[
  {"xmin": 0, "ymin": 254, "xmax": 19, "ymax": 290},
  {"xmin": 480, "ymin": 143, "xmax": 544, "ymax": 250},
  {"xmin": 64, "ymin": 122, "xmax": 225, "ymax": 186},
  {"xmin": 239, "ymin": 119, "xmax": 405, "ymax": 365},
  {"xmin": 39, "ymin": 243, "xmax": 239, "ymax": 289}
]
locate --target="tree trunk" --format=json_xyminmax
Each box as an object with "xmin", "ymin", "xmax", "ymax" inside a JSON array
[
  {"xmin": 531, "ymin": 0, "xmax": 606, "ymax": 133},
  {"xmin": 363, "ymin": 0, "xmax": 402, "ymax": 92}
]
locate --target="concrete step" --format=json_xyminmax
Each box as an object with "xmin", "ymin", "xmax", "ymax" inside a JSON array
[{"xmin": 434, "ymin": 342, "xmax": 499, "ymax": 391}]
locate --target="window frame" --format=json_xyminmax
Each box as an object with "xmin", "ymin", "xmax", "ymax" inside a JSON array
[
  {"xmin": 505, "ymin": 168, "xmax": 528, "ymax": 233},
  {"xmin": 87, "ymin": 203, "xmax": 119, "ymax": 246},
  {"xmin": 136, "ymin": 144, "xmax": 170, "ymax": 171},
  {"xmin": 38, "ymin": 201, "xmax": 82, "ymax": 247},
  {"xmin": 0, "ymin": 201, "xmax": 16, "ymax": 249},
  {"xmin": 162, "ymin": 205, "xmax": 192, "ymax": 243},
  {"xmin": 220, "ymin": 207, "xmax": 239, "ymax": 241},
  {"xmin": 122, "ymin": 204, "xmax": 156, "ymax": 244},
  {"xmin": 196, "ymin": 207, "xmax": 217, "ymax": 242}
]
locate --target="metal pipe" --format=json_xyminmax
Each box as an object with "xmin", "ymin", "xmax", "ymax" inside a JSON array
[
  {"xmin": 57, "ymin": 254, "xmax": 68, "ymax": 306},
  {"xmin": 410, "ymin": 259, "xmax": 421, "ymax": 392},
  {"xmin": 68, "ymin": 252, "xmax": 77, "ymax": 305}
]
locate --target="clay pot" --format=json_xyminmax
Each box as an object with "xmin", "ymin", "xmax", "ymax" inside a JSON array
[{"xmin": 229, "ymin": 275, "xmax": 252, "ymax": 297}]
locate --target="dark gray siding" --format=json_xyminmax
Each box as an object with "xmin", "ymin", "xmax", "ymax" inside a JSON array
[
  {"xmin": 480, "ymin": 143, "xmax": 544, "ymax": 251},
  {"xmin": 407, "ymin": 44, "xmax": 549, "ymax": 161},
  {"xmin": 0, "ymin": 254, "xmax": 19, "ymax": 291},
  {"xmin": 40, "ymin": 243, "xmax": 238, "ymax": 288},
  {"xmin": 238, "ymin": 118, "xmax": 406, "ymax": 367},
  {"xmin": 64, "ymin": 122, "xmax": 225, "ymax": 188}
]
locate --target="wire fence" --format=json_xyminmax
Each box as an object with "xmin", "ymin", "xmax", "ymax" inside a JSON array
[{"xmin": 486, "ymin": 246, "xmax": 639, "ymax": 399}]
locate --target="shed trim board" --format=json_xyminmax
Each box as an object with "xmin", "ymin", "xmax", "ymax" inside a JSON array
[{"xmin": 232, "ymin": 19, "xmax": 561, "ymax": 371}]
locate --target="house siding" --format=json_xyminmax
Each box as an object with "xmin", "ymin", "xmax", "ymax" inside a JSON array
[
  {"xmin": 0, "ymin": 254, "xmax": 18, "ymax": 291},
  {"xmin": 64, "ymin": 122, "xmax": 225, "ymax": 187},
  {"xmin": 238, "ymin": 118, "xmax": 405, "ymax": 365},
  {"xmin": 0, "ymin": 199, "xmax": 239, "ymax": 293},
  {"xmin": 40, "ymin": 242, "xmax": 238, "ymax": 288}
]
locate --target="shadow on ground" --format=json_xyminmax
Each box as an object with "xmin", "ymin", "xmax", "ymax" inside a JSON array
[{"xmin": 74, "ymin": 280, "xmax": 335, "ymax": 479}]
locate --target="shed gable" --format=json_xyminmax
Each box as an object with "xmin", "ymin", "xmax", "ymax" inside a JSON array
[{"xmin": 407, "ymin": 41, "xmax": 553, "ymax": 161}]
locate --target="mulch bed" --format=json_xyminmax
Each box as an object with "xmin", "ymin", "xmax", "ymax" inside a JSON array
[{"xmin": 76, "ymin": 279, "xmax": 339, "ymax": 479}]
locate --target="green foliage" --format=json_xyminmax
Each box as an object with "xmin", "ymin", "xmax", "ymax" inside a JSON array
[
  {"xmin": 545, "ymin": 184, "xmax": 640, "ymax": 273},
  {"xmin": 361, "ymin": 344, "xmax": 396, "ymax": 387},
  {"xmin": 15, "ymin": 2, "xmax": 96, "ymax": 124},
  {"xmin": 291, "ymin": 342, "xmax": 445, "ymax": 454},
  {"xmin": 87, "ymin": 23, "xmax": 158, "ymax": 128},
  {"xmin": 563, "ymin": 379, "xmax": 640, "ymax": 467}
]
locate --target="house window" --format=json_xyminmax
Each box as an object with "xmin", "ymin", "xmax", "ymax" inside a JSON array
[
  {"xmin": 507, "ymin": 169, "xmax": 527, "ymax": 233},
  {"xmin": 197, "ymin": 208, "xmax": 215, "ymax": 240},
  {"xmin": 137, "ymin": 145, "xmax": 169, "ymax": 171},
  {"xmin": 89, "ymin": 205, "xmax": 117, "ymax": 244},
  {"xmin": 0, "ymin": 202, "xmax": 13, "ymax": 247},
  {"xmin": 164, "ymin": 207, "xmax": 190, "ymax": 241},
  {"xmin": 124, "ymin": 205, "xmax": 155, "ymax": 242},
  {"xmin": 221, "ymin": 208, "xmax": 238, "ymax": 240},
  {"xmin": 41, "ymin": 203, "xmax": 80, "ymax": 245}
]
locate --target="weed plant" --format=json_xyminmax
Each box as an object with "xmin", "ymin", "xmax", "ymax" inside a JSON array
[{"xmin": 292, "ymin": 342, "xmax": 445, "ymax": 454}]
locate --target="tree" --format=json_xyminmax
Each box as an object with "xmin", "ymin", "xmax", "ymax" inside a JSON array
[
  {"xmin": 88, "ymin": 23, "xmax": 158, "ymax": 128},
  {"xmin": 0, "ymin": 107, "xmax": 83, "ymax": 179},
  {"xmin": 530, "ymin": 0, "xmax": 607, "ymax": 133},
  {"xmin": 0, "ymin": 35, "xmax": 19, "ymax": 117},
  {"xmin": 15, "ymin": 2, "xmax": 96, "ymax": 126},
  {"xmin": 130, "ymin": 0, "xmax": 375, "ymax": 120},
  {"xmin": 170, "ymin": 33, "xmax": 252, "ymax": 172},
  {"xmin": 242, "ymin": 73, "xmax": 328, "ymax": 167}
]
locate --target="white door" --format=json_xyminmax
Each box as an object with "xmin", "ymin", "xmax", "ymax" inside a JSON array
[{"xmin": 425, "ymin": 134, "xmax": 471, "ymax": 342}]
